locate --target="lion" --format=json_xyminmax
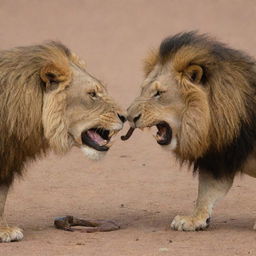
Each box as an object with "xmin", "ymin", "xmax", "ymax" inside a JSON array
[
  {"xmin": 122, "ymin": 31, "xmax": 256, "ymax": 231},
  {"xmin": 0, "ymin": 41, "xmax": 126, "ymax": 242}
]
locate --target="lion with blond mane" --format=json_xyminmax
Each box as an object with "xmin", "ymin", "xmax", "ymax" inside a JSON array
[
  {"xmin": 0, "ymin": 42, "xmax": 125, "ymax": 242},
  {"xmin": 123, "ymin": 32, "xmax": 256, "ymax": 231}
]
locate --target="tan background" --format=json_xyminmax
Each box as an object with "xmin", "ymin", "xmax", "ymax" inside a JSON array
[{"xmin": 1, "ymin": 0, "xmax": 256, "ymax": 255}]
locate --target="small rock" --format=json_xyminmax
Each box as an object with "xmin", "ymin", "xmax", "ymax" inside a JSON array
[
  {"xmin": 76, "ymin": 242, "xmax": 85, "ymax": 245},
  {"xmin": 159, "ymin": 248, "xmax": 169, "ymax": 252}
]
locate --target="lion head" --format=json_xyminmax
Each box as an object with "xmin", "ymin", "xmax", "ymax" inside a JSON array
[
  {"xmin": 124, "ymin": 32, "xmax": 256, "ymax": 170},
  {"xmin": 0, "ymin": 41, "xmax": 127, "ymax": 185},
  {"xmin": 39, "ymin": 43, "xmax": 126, "ymax": 160},
  {"xmin": 1, "ymin": 42, "xmax": 125, "ymax": 163}
]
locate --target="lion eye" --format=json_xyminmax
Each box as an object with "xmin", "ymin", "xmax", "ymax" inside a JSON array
[{"xmin": 88, "ymin": 91, "xmax": 97, "ymax": 98}]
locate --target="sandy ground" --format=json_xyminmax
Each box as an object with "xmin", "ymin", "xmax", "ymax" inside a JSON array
[{"xmin": 1, "ymin": 0, "xmax": 256, "ymax": 255}]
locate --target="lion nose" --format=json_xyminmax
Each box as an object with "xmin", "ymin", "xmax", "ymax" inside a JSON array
[
  {"xmin": 117, "ymin": 113, "xmax": 127, "ymax": 123},
  {"xmin": 133, "ymin": 114, "xmax": 141, "ymax": 124}
]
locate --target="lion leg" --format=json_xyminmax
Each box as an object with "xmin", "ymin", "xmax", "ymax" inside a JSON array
[
  {"xmin": 171, "ymin": 171, "xmax": 234, "ymax": 231},
  {"xmin": 0, "ymin": 184, "xmax": 23, "ymax": 242}
]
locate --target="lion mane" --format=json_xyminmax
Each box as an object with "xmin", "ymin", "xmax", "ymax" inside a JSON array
[
  {"xmin": 144, "ymin": 32, "xmax": 256, "ymax": 178},
  {"xmin": 0, "ymin": 42, "xmax": 91, "ymax": 186}
]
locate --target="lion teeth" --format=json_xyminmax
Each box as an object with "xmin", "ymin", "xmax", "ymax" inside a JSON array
[
  {"xmin": 153, "ymin": 134, "xmax": 162, "ymax": 141},
  {"xmin": 109, "ymin": 131, "xmax": 115, "ymax": 137},
  {"xmin": 100, "ymin": 140, "xmax": 108, "ymax": 146},
  {"xmin": 107, "ymin": 141, "xmax": 113, "ymax": 147}
]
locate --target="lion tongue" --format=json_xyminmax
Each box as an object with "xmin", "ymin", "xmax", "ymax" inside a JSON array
[{"xmin": 87, "ymin": 130, "xmax": 107, "ymax": 146}]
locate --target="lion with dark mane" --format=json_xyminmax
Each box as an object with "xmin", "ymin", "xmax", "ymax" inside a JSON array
[
  {"xmin": 123, "ymin": 32, "xmax": 256, "ymax": 231},
  {"xmin": 0, "ymin": 42, "xmax": 125, "ymax": 242}
]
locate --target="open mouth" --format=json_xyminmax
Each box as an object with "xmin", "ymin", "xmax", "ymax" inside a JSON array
[
  {"xmin": 121, "ymin": 121, "xmax": 172, "ymax": 146},
  {"xmin": 155, "ymin": 122, "xmax": 172, "ymax": 145},
  {"xmin": 81, "ymin": 128, "xmax": 112, "ymax": 151}
]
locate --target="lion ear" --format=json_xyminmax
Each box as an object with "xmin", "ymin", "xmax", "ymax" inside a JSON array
[
  {"xmin": 184, "ymin": 65, "xmax": 203, "ymax": 84},
  {"xmin": 40, "ymin": 63, "xmax": 71, "ymax": 88}
]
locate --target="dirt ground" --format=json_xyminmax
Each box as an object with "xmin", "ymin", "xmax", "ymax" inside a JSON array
[{"xmin": 1, "ymin": 0, "xmax": 256, "ymax": 255}]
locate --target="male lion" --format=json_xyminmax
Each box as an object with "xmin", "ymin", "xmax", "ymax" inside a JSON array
[
  {"xmin": 122, "ymin": 32, "xmax": 256, "ymax": 231},
  {"xmin": 0, "ymin": 42, "xmax": 126, "ymax": 242}
]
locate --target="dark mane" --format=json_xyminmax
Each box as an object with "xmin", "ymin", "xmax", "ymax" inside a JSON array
[
  {"xmin": 159, "ymin": 31, "xmax": 254, "ymax": 64},
  {"xmin": 194, "ymin": 114, "xmax": 256, "ymax": 178},
  {"xmin": 159, "ymin": 31, "xmax": 207, "ymax": 58},
  {"xmin": 161, "ymin": 32, "xmax": 256, "ymax": 178}
]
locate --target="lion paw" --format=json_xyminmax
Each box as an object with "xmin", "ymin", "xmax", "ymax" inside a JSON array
[
  {"xmin": 171, "ymin": 215, "xmax": 210, "ymax": 231},
  {"xmin": 0, "ymin": 226, "xmax": 23, "ymax": 242}
]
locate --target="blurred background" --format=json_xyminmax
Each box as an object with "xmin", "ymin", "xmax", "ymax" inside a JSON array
[
  {"xmin": 1, "ymin": 0, "xmax": 256, "ymax": 104},
  {"xmin": 1, "ymin": 1, "xmax": 256, "ymax": 255}
]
